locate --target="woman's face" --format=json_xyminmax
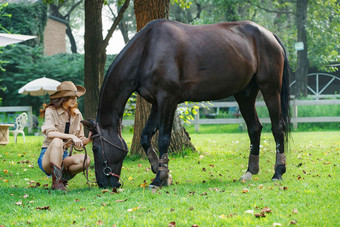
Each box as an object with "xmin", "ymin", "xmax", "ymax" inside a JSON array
[{"xmin": 63, "ymin": 97, "xmax": 77, "ymax": 109}]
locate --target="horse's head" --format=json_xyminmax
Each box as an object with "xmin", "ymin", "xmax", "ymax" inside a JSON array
[{"xmin": 81, "ymin": 119, "xmax": 128, "ymax": 188}]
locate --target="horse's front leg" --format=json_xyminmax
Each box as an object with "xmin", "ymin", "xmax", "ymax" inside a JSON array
[
  {"xmin": 141, "ymin": 104, "xmax": 159, "ymax": 174},
  {"xmin": 149, "ymin": 97, "xmax": 177, "ymax": 188}
]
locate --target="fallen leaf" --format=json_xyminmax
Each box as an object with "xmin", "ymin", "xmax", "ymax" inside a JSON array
[
  {"xmin": 15, "ymin": 201, "xmax": 22, "ymax": 206},
  {"xmin": 101, "ymin": 189, "xmax": 109, "ymax": 194},
  {"xmin": 289, "ymin": 220, "xmax": 298, "ymax": 224},
  {"xmin": 200, "ymin": 192, "xmax": 207, "ymax": 196},
  {"xmin": 189, "ymin": 206, "xmax": 194, "ymax": 210},
  {"xmin": 242, "ymin": 188, "xmax": 249, "ymax": 193},
  {"xmin": 199, "ymin": 155, "xmax": 204, "ymax": 159},
  {"xmin": 245, "ymin": 210, "xmax": 254, "ymax": 214},
  {"xmin": 140, "ymin": 180, "xmax": 148, "ymax": 189},
  {"xmin": 138, "ymin": 163, "xmax": 142, "ymax": 167},
  {"xmin": 96, "ymin": 220, "xmax": 103, "ymax": 225},
  {"xmin": 169, "ymin": 221, "xmax": 176, "ymax": 227},
  {"xmin": 23, "ymin": 194, "xmax": 29, "ymax": 199},
  {"xmin": 255, "ymin": 213, "xmax": 266, "ymax": 218},
  {"xmin": 75, "ymin": 199, "xmax": 80, "ymax": 202},
  {"xmin": 272, "ymin": 223, "xmax": 281, "ymax": 226},
  {"xmin": 261, "ymin": 207, "xmax": 272, "ymax": 213},
  {"xmin": 292, "ymin": 209, "xmax": 298, "ymax": 214},
  {"xmin": 111, "ymin": 188, "xmax": 119, "ymax": 194},
  {"xmin": 191, "ymin": 225, "xmax": 199, "ymax": 227},
  {"xmin": 115, "ymin": 199, "xmax": 128, "ymax": 203},
  {"xmin": 128, "ymin": 206, "xmax": 141, "ymax": 212},
  {"xmin": 170, "ymin": 208, "xmax": 175, "ymax": 212},
  {"xmin": 80, "ymin": 208, "xmax": 86, "ymax": 211},
  {"xmin": 3, "ymin": 169, "xmax": 8, "ymax": 174},
  {"xmin": 128, "ymin": 176, "xmax": 133, "ymax": 180},
  {"xmin": 36, "ymin": 206, "xmax": 51, "ymax": 211},
  {"xmin": 101, "ymin": 203, "xmax": 107, "ymax": 206}
]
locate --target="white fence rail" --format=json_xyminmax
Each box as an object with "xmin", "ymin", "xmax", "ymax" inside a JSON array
[{"xmin": 122, "ymin": 99, "xmax": 340, "ymax": 131}]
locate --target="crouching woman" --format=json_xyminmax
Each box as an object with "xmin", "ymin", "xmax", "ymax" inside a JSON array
[{"xmin": 38, "ymin": 81, "xmax": 92, "ymax": 191}]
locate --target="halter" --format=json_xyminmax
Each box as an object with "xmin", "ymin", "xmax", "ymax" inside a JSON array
[{"xmin": 90, "ymin": 123, "xmax": 128, "ymax": 187}]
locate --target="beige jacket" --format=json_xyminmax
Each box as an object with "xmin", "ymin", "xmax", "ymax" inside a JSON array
[{"xmin": 41, "ymin": 106, "xmax": 85, "ymax": 148}]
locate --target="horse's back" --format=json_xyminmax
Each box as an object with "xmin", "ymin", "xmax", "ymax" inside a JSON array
[{"xmin": 138, "ymin": 20, "xmax": 284, "ymax": 102}]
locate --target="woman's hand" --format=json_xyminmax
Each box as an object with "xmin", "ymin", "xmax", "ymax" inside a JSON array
[
  {"xmin": 72, "ymin": 135, "xmax": 83, "ymax": 148},
  {"xmin": 82, "ymin": 131, "xmax": 93, "ymax": 146}
]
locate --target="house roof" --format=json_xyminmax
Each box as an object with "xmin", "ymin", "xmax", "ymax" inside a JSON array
[{"xmin": 0, "ymin": 0, "xmax": 40, "ymax": 4}]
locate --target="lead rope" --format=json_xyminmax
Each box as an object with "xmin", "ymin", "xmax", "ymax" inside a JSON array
[
  {"xmin": 70, "ymin": 145, "xmax": 95, "ymax": 188},
  {"xmin": 70, "ymin": 144, "xmax": 124, "ymax": 189}
]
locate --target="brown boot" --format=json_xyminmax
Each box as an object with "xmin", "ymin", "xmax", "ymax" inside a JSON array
[
  {"xmin": 61, "ymin": 163, "xmax": 75, "ymax": 183},
  {"xmin": 50, "ymin": 162, "xmax": 66, "ymax": 191}
]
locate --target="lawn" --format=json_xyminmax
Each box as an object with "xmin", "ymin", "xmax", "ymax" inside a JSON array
[{"xmin": 0, "ymin": 131, "xmax": 339, "ymax": 226}]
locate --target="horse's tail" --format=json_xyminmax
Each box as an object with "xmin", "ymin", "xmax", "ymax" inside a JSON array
[{"xmin": 274, "ymin": 34, "xmax": 291, "ymax": 141}]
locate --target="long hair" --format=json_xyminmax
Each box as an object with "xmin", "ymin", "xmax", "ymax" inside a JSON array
[{"xmin": 40, "ymin": 97, "xmax": 79, "ymax": 118}]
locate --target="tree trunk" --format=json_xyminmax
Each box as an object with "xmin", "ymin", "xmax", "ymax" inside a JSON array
[
  {"xmin": 295, "ymin": 0, "xmax": 309, "ymax": 98},
  {"xmin": 131, "ymin": 0, "xmax": 195, "ymax": 155},
  {"xmin": 84, "ymin": 0, "xmax": 106, "ymax": 119},
  {"xmin": 84, "ymin": 0, "xmax": 129, "ymax": 119}
]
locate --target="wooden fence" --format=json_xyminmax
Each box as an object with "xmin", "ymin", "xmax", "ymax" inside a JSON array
[{"xmin": 122, "ymin": 99, "xmax": 340, "ymax": 132}]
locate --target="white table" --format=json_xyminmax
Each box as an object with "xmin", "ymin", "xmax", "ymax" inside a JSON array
[{"xmin": 0, "ymin": 124, "xmax": 14, "ymax": 145}]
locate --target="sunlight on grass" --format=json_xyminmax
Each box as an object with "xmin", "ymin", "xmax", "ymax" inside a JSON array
[{"xmin": 0, "ymin": 131, "xmax": 339, "ymax": 226}]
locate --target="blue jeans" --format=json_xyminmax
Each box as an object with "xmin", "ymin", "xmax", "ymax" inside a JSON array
[{"xmin": 37, "ymin": 148, "xmax": 69, "ymax": 176}]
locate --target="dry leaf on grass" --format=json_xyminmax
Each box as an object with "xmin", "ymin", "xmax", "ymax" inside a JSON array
[
  {"xmin": 255, "ymin": 213, "xmax": 266, "ymax": 218},
  {"xmin": 15, "ymin": 201, "xmax": 22, "ymax": 206},
  {"xmin": 36, "ymin": 206, "xmax": 51, "ymax": 211},
  {"xmin": 242, "ymin": 188, "xmax": 249, "ymax": 193},
  {"xmin": 168, "ymin": 221, "xmax": 176, "ymax": 227},
  {"xmin": 128, "ymin": 206, "xmax": 141, "ymax": 212},
  {"xmin": 115, "ymin": 199, "xmax": 127, "ymax": 203},
  {"xmin": 101, "ymin": 189, "xmax": 109, "ymax": 194},
  {"xmin": 261, "ymin": 207, "xmax": 272, "ymax": 213}
]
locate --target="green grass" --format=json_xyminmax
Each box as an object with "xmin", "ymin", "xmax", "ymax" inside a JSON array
[{"xmin": 1, "ymin": 131, "xmax": 339, "ymax": 226}]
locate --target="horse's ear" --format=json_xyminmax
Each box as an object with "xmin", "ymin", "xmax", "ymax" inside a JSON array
[{"xmin": 81, "ymin": 119, "xmax": 97, "ymax": 133}]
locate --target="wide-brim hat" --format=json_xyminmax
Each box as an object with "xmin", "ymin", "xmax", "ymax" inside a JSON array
[{"xmin": 50, "ymin": 81, "xmax": 86, "ymax": 99}]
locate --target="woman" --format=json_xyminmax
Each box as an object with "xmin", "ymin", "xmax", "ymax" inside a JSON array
[{"xmin": 38, "ymin": 81, "xmax": 92, "ymax": 191}]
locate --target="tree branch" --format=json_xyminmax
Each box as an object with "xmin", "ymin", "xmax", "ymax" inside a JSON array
[
  {"xmin": 247, "ymin": 0, "xmax": 296, "ymax": 15},
  {"xmin": 102, "ymin": 0, "xmax": 130, "ymax": 49},
  {"xmin": 64, "ymin": 0, "xmax": 83, "ymax": 20}
]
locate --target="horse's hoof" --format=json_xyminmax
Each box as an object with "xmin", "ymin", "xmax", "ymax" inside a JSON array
[
  {"xmin": 148, "ymin": 174, "xmax": 173, "ymax": 189},
  {"xmin": 271, "ymin": 176, "xmax": 283, "ymax": 181},
  {"xmin": 240, "ymin": 171, "xmax": 253, "ymax": 181}
]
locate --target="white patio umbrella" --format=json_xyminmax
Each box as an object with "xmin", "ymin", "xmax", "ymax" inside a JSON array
[
  {"xmin": 0, "ymin": 33, "xmax": 36, "ymax": 47},
  {"xmin": 18, "ymin": 77, "xmax": 61, "ymax": 96}
]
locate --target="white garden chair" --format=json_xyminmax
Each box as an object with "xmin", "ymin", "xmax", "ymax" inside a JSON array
[{"xmin": 9, "ymin": 112, "xmax": 28, "ymax": 143}]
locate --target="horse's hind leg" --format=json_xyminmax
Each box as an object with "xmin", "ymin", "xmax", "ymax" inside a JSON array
[
  {"xmin": 234, "ymin": 85, "xmax": 263, "ymax": 181},
  {"xmin": 260, "ymin": 87, "xmax": 286, "ymax": 180},
  {"xmin": 141, "ymin": 104, "xmax": 159, "ymax": 174}
]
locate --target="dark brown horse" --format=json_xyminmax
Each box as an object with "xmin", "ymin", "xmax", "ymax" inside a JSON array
[{"xmin": 82, "ymin": 19, "xmax": 290, "ymax": 188}]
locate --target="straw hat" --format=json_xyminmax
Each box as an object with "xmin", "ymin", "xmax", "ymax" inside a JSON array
[{"xmin": 50, "ymin": 81, "xmax": 86, "ymax": 99}]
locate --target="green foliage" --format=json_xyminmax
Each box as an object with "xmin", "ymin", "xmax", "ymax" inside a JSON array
[
  {"xmin": 0, "ymin": 2, "xmax": 47, "ymax": 45},
  {"xmin": 172, "ymin": 0, "xmax": 192, "ymax": 9},
  {"xmin": 173, "ymin": 0, "xmax": 340, "ymax": 72},
  {"xmin": 0, "ymin": 45, "xmax": 85, "ymax": 114},
  {"xmin": 307, "ymin": 0, "xmax": 340, "ymax": 71},
  {"xmin": 0, "ymin": 132, "xmax": 339, "ymax": 225}
]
